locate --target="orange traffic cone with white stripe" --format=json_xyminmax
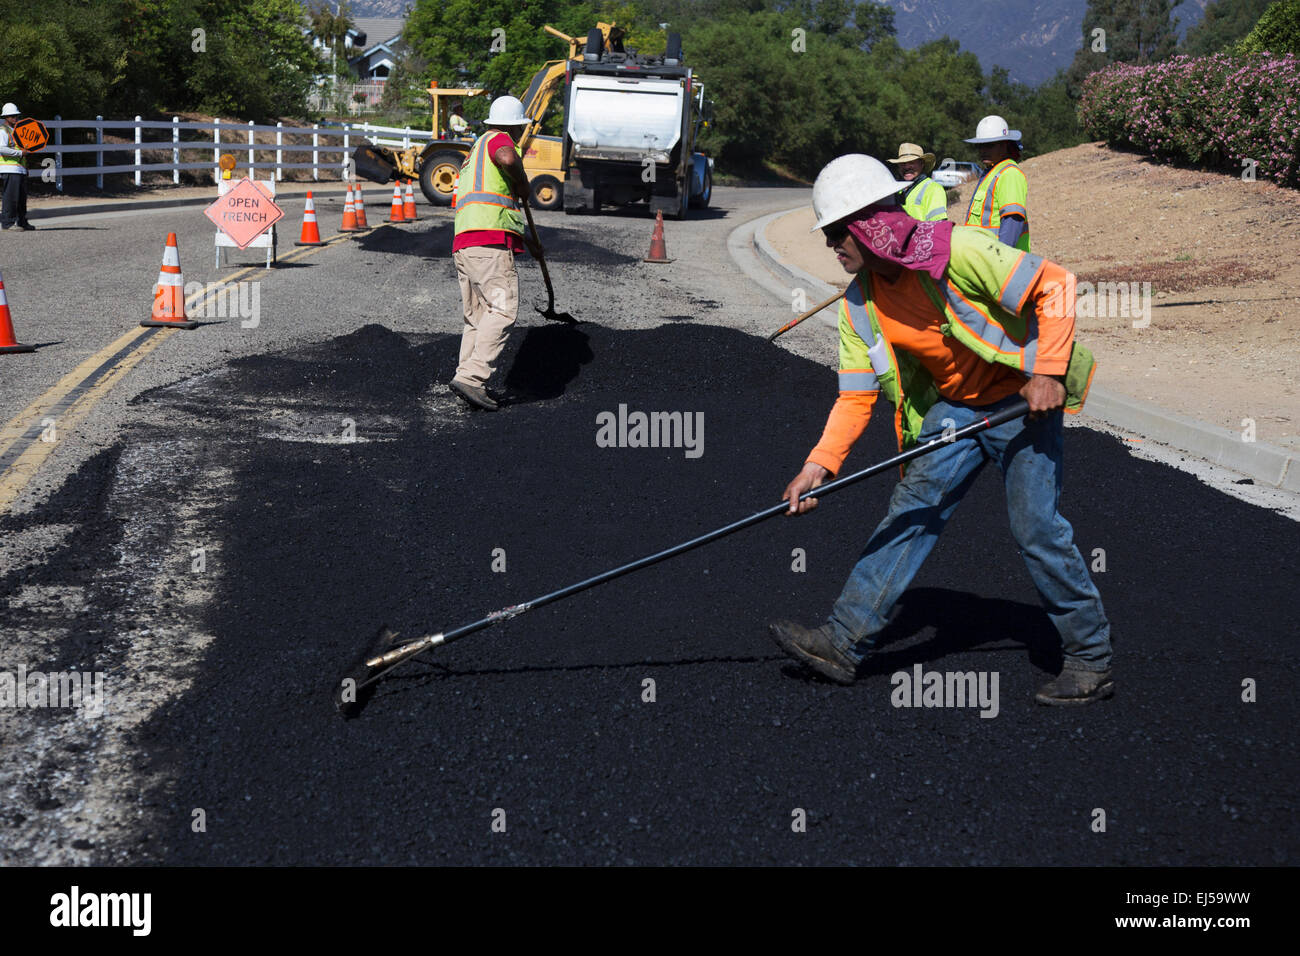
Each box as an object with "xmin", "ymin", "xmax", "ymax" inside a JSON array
[
  {"xmin": 142, "ymin": 233, "xmax": 198, "ymax": 329},
  {"xmin": 295, "ymin": 191, "xmax": 324, "ymax": 246},
  {"xmin": 644, "ymin": 210, "xmax": 672, "ymax": 263},
  {"xmin": 0, "ymin": 268, "xmax": 36, "ymax": 354},
  {"xmin": 450, "ymin": 173, "xmax": 459, "ymax": 209},
  {"xmin": 402, "ymin": 180, "xmax": 418, "ymax": 221},
  {"xmin": 340, "ymin": 184, "xmax": 360, "ymax": 232},
  {"xmin": 353, "ymin": 184, "xmax": 369, "ymax": 229},
  {"xmin": 386, "ymin": 183, "xmax": 406, "ymax": 223}
]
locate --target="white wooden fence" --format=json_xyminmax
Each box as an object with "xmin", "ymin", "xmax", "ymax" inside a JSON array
[{"xmin": 27, "ymin": 116, "xmax": 439, "ymax": 191}]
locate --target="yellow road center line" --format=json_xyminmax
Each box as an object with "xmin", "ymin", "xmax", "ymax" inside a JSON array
[{"xmin": 0, "ymin": 228, "xmax": 358, "ymax": 512}]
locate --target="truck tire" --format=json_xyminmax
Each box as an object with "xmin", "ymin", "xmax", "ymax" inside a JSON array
[
  {"xmin": 530, "ymin": 175, "xmax": 563, "ymax": 211},
  {"xmin": 420, "ymin": 150, "xmax": 465, "ymax": 206},
  {"xmin": 691, "ymin": 169, "xmax": 712, "ymax": 209},
  {"xmin": 585, "ymin": 28, "xmax": 603, "ymax": 60}
]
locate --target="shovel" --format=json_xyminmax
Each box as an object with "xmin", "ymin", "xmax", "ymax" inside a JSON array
[{"xmin": 522, "ymin": 202, "xmax": 576, "ymax": 324}]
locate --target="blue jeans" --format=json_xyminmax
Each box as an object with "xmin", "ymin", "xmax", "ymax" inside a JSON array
[{"xmin": 827, "ymin": 395, "xmax": 1113, "ymax": 671}]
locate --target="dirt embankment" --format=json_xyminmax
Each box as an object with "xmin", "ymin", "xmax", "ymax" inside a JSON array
[{"xmin": 770, "ymin": 143, "xmax": 1300, "ymax": 449}]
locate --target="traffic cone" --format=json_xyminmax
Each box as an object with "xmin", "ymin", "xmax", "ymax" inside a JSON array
[
  {"xmin": 142, "ymin": 233, "xmax": 198, "ymax": 329},
  {"xmin": 0, "ymin": 268, "xmax": 36, "ymax": 354},
  {"xmin": 402, "ymin": 179, "xmax": 418, "ymax": 221},
  {"xmin": 386, "ymin": 184, "xmax": 406, "ymax": 223},
  {"xmin": 353, "ymin": 184, "xmax": 369, "ymax": 229},
  {"xmin": 294, "ymin": 191, "xmax": 325, "ymax": 246},
  {"xmin": 644, "ymin": 210, "xmax": 672, "ymax": 263},
  {"xmin": 340, "ymin": 185, "xmax": 359, "ymax": 232},
  {"xmin": 451, "ymin": 173, "xmax": 459, "ymax": 210}
]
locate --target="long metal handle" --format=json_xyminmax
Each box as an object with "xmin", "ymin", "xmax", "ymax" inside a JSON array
[
  {"xmin": 767, "ymin": 290, "xmax": 845, "ymax": 342},
  {"xmin": 367, "ymin": 400, "xmax": 1030, "ymax": 679},
  {"xmin": 521, "ymin": 201, "xmax": 556, "ymax": 310}
]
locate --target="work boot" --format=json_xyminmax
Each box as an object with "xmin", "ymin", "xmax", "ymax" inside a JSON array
[
  {"xmin": 449, "ymin": 379, "xmax": 498, "ymax": 411},
  {"xmin": 17, "ymin": 222, "xmax": 34, "ymax": 231},
  {"xmin": 1034, "ymin": 661, "xmax": 1114, "ymax": 706},
  {"xmin": 769, "ymin": 620, "xmax": 858, "ymax": 685}
]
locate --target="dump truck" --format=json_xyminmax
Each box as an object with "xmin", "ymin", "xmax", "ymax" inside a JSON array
[
  {"xmin": 351, "ymin": 25, "xmax": 617, "ymax": 211},
  {"xmin": 561, "ymin": 29, "xmax": 713, "ymax": 218}
]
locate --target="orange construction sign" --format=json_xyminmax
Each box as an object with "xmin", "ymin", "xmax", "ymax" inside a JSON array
[
  {"xmin": 204, "ymin": 178, "xmax": 284, "ymax": 249},
  {"xmin": 13, "ymin": 118, "xmax": 48, "ymax": 152}
]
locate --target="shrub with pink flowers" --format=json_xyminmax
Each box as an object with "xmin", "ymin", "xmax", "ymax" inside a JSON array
[{"xmin": 1078, "ymin": 53, "xmax": 1300, "ymax": 187}]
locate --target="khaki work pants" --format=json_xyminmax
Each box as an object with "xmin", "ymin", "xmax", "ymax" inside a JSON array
[{"xmin": 453, "ymin": 245, "xmax": 518, "ymax": 388}]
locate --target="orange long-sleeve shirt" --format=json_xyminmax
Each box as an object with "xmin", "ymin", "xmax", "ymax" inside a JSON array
[{"xmin": 807, "ymin": 257, "xmax": 1076, "ymax": 475}]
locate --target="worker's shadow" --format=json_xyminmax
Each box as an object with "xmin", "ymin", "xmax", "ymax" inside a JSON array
[
  {"xmin": 500, "ymin": 324, "xmax": 594, "ymax": 403},
  {"xmin": 844, "ymin": 587, "xmax": 1064, "ymax": 677}
]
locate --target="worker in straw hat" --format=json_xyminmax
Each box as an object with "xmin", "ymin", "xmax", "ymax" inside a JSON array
[
  {"xmin": 963, "ymin": 114, "xmax": 1029, "ymax": 251},
  {"xmin": 769, "ymin": 154, "xmax": 1113, "ymax": 706},
  {"xmin": 448, "ymin": 94, "xmax": 543, "ymax": 412},
  {"xmin": 0, "ymin": 103, "xmax": 34, "ymax": 231},
  {"xmin": 886, "ymin": 142, "xmax": 948, "ymax": 223}
]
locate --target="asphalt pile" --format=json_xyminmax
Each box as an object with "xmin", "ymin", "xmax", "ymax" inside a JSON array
[{"xmin": 3, "ymin": 321, "xmax": 1296, "ymax": 864}]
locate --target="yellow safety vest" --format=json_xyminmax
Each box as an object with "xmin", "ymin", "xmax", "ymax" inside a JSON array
[
  {"xmin": 836, "ymin": 227, "xmax": 1094, "ymax": 451},
  {"xmin": 453, "ymin": 133, "xmax": 525, "ymax": 236},
  {"xmin": 0, "ymin": 127, "xmax": 24, "ymax": 172}
]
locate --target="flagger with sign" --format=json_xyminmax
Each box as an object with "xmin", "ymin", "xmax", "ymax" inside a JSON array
[{"xmin": 0, "ymin": 104, "xmax": 35, "ymax": 231}]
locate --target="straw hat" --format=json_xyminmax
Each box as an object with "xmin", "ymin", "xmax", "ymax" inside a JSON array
[{"xmin": 886, "ymin": 143, "xmax": 935, "ymax": 173}]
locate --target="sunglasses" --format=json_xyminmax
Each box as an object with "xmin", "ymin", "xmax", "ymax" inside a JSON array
[{"xmin": 822, "ymin": 223, "xmax": 850, "ymax": 243}]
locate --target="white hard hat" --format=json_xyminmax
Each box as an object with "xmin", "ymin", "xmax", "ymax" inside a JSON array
[
  {"xmin": 1, "ymin": 103, "xmax": 19, "ymax": 118},
  {"xmin": 810, "ymin": 154, "xmax": 907, "ymax": 231},
  {"xmin": 486, "ymin": 96, "xmax": 527, "ymax": 127},
  {"xmin": 965, "ymin": 114, "xmax": 1021, "ymax": 144}
]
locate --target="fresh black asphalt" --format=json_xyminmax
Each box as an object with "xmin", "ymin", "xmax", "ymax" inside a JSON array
[{"xmin": 2, "ymin": 320, "xmax": 1297, "ymax": 864}]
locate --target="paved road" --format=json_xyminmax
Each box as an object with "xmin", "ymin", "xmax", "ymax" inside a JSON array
[{"xmin": 0, "ymin": 187, "xmax": 1296, "ymax": 865}]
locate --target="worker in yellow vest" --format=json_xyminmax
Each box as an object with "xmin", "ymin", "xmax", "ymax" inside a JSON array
[
  {"xmin": 449, "ymin": 95, "xmax": 541, "ymax": 411},
  {"xmin": 963, "ymin": 115, "xmax": 1028, "ymax": 251},
  {"xmin": 770, "ymin": 154, "xmax": 1112, "ymax": 706},
  {"xmin": 886, "ymin": 143, "xmax": 947, "ymax": 222},
  {"xmin": 0, "ymin": 103, "xmax": 34, "ymax": 231}
]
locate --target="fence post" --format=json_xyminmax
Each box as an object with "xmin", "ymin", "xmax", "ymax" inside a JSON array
[
  {"xmin": 96, "ymin": 116, "xmax": 104, "ymax": 190},
  {"xmin": 172, "ymin": 116, "xmax": 180, "ymax": 185},
  {"xmin": 54, "ymin": 115, "xmax": 63, "ymax": 193},
  {"xmin": 276, "ymin": 121, "xmax": 283, "ymax": 182},
  {"xmin": 313, "ymin": 124, "xmax": 320, "ymax": 181},
  {"xmin": 213, "ymin": 118, "xmax": 221, "ymax": 183},
  {"xmin": 135, "ymin": 115, "xmax": 142, "ymax": 186},
  {"xmin": 342, "ymin": 125, "xmax": 349, "ymax": 180},
  {"xmin": 247, "ymin": 120, "xmax": 254, "ymax": 178}
]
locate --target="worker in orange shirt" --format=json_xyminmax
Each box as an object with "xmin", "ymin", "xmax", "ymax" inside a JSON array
[{"xmin": 770, "ymin": 154, "xmax": 1113, "ymax": 706}]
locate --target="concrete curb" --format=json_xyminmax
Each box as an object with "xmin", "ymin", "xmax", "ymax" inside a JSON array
[{"xmin": 731, "ymin": 203, "xmax": 1300, "ymax": 492}]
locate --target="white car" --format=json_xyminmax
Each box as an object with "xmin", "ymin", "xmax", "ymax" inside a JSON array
[{"xmin": 931, "ymin": 160, "xmax": 982, "ymax": 188}]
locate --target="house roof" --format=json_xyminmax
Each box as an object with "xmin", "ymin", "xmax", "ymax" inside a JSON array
[{"xmin": 351, "ymin": 17, "xmax": 405, "ymax": 49}]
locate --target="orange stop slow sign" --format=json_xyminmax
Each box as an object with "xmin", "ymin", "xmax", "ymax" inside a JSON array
[
  {"xmin": 12, "ymin": 118, "xmax": 48, "ymax": 151},
  {"xmin": 204, "ymin": 178, "xmax": 284, "ymax": 249}
]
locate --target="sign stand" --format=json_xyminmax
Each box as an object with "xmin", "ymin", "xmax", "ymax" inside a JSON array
[{"xmin": 206, "ymin": 174, "xmax": 283, "ymax": 269}]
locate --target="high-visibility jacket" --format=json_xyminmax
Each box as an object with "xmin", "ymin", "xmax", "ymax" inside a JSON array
[
  {"xmin": 832, "ymin": 226, "xmax": 1094, "ymax": 454},
  {"xmin": 901, "ymin": 176, "xmax": 948, "ymax": 222},
  {"xmin": 964, "ymin": 158, "xmax": 1029, "ymax": 252},
  {"xmin": 0, "ymin": 126, "xmax": 24, "ymax": 173},
  {"xmin": 453, "ymin": 133, "xmax": 525, "ymax": 237}
]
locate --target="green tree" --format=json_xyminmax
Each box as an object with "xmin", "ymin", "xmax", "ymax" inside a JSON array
[
  {"xmin": 181, "ymin": 0, "xmax": 320, "ymax": 119},
  {"xmin": 0, "ymin": 0, "xmax": 128, "ymax": 118},
  {"xmin": 1067, "ymin": 0, "xmax": 1183, "ymax": 96},
  {"xmin": 1238, "ymin": 0, "xmax": 1300, "ymax": 53},
  {"xmin": 1183, "ymin": 0, "xmax": 1273, "ymax": 53}
]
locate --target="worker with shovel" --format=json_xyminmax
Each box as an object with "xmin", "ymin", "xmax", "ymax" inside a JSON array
[
  {"xmin": 771, "ymin": 154, "xmax": 1114, "ymax": 706},
  {"xmin": 448, "ymin": 95, "xmax": 544, "ymax": 412}
]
